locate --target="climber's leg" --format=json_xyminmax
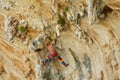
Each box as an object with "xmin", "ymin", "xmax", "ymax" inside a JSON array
[
  {"xmin": 43, "ymin": 54, "xmax": 53, "ymax": 64},
  {"xmin": 53, "ymin": 53, "xmax": 69, "ymax": 67}
]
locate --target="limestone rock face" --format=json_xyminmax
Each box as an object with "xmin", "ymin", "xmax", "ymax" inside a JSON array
[{"xmin": 0, "ymin": 0, "xmax": 120, "ymax": 80}]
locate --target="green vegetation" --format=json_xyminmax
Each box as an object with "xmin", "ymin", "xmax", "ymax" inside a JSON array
[
  {"xmin": 20, "ymin": 26, "xmax": 26, "ymax": 33},
  {"xmin": 48, "ymin": 37, "xmax": 53, "ymax": 42},
  {"xmin": 57, "ymin": 13, "xmax": 66, "ymax": 27},
  {"xmin": 64, "ymin": 7, "xmax": 69, "ymax": 12}
]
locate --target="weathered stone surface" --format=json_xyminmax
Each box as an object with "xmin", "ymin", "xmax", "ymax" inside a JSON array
[{"xmin": 0, "ymin": 0, "xmax": 120, "ymax": 80}]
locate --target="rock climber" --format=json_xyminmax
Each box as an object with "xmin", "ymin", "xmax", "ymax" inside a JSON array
[{"xmin": 42, "ymin": 39, "xmax": 69, "ymax": 67}]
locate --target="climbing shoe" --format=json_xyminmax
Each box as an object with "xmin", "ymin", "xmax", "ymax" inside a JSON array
[{"xmin": 65, "ymin": 63, "xmax": 69, "ymax": 67}]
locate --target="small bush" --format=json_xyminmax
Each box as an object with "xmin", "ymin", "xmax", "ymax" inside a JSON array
[
  {"xmin": 57, "ymin": 13, "xmax": 66, "ymax": 27},
  {"xmin": 64, "ymin": 7, "xmax": 69, "ymax": 12},
  {"xmin": 48, "ymin": 37, "xmax": 53, "ymax": 42},
  {"xmin": 20, "ymin": 26, "xmax": 26, "ymax": 33}
]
